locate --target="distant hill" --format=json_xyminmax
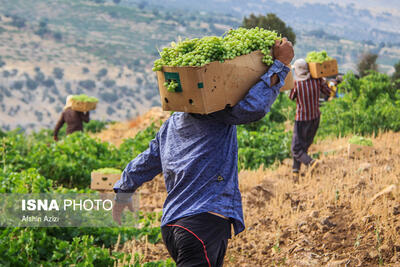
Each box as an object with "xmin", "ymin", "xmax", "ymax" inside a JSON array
[
  {"xmin": 123, "ymin": 0, "xmax": 400, "ymax": 43},
  {"xmin": 0, "ymin": 0, "xmax": 237, "ymax": 131},
  {"xmin": 0, "ymin": 0, "xmax": 399, "ymax": 131}
]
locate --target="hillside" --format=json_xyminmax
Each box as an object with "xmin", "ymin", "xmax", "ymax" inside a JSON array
[
  {"xmin": 0, "ymin": 0, "xmax": 236, "ymax": 131},
  {"xmin": 0, "ymin": 0, "xmax": 399, "ymax": 131},
  {"xmin": 123, "ymin": 0, "xmax": 400, "ymax": 42}
]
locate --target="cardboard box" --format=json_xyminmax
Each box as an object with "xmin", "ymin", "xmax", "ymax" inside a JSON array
[
  {"xmin": 348, "ymin": 143, "xmax": 374, "ymax": 159},
  {"xmin": 156, "ymin": 50, "xmax": 294, "ymax": 114},
  {"xmin": 71, "ymin": 100, "xmax": 97, "ymax": 112},
  {"xmin": 308, "ymin": 59, "xmax": 338, "ymax": 79},
  {"xmin": 90, "ymin": 172, "xmax": 121, "ymax": 191}
]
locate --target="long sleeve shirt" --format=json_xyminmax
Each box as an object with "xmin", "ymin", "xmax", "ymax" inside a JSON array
[
  {"xmin": 289, "ymin": 78, "xmax": 331, "ymax": 121},
  {"xmin": 53, "ymin": 108, "xmax": 90, "ymax": 137},
  {"xmin": 114, "ymin": 60, "xmax": 290, "ymax": 235}
]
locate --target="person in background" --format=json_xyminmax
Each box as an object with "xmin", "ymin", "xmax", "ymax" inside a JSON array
[
  {"xmin": 327, "ymin": 79, "xmax": 338, "ymax": 100},
  {"xmin": 289, "ymin": 59, "xmax": 331, "ymax": 181},
  {"xmin": 112, "ymin": 39, "xmax": 294, "ymax": 267},
  {"xmin": 53, "ymin": 95, "xmax": 90, "ymax": 141}
]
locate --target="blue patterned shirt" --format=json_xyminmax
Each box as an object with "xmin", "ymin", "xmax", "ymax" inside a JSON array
[{"xmin": 114, "ymin": 60, "xmax": 289, "ymax": 235}]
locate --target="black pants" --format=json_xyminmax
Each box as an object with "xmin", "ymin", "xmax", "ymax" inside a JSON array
[
  {"xmin": 291, "ymin": 116, "xmax": 320, "ymax": 171},
  {"xmin": 161, "ymin": 213, "xmax": 231, "ymax": 267}
]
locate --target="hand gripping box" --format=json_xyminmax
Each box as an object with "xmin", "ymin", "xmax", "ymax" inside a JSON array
[{"xmin": 156, "ymin": 50, "xmax": 294, "ymax": 114}]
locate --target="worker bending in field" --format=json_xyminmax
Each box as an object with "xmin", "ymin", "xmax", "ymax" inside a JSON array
[
  {"xmin": 113, "ymin": 39, "xmax": 294, "ymax": 267},
  {"xmin": 289, "ymin": 59, "xmax": 331, "ymax": 181},
  {"xmin": 53, "ymin": 95, "xmax": 90, "ymax": 141}
]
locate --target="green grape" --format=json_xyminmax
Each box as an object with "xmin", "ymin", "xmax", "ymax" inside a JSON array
[
  {"xmin": 305, "ymin": 50, "xmax": 333, "ymax": 63},
  {"xmin": 152, "ymin": 27, "xmax": 281, "ymax": 71},
  {"xmin": 70, "ymin": 94, "xmax": 98, "ymax": 103},
  {"xmin": 165, "ymin": 80, "xmax": 179, "ymax": 92}
]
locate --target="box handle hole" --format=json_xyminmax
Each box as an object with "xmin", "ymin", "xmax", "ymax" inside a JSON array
[
  {"xmin": 102, "ymin": 177, "xmax": 108, "ymax": 181},
  {"xmin": 189, "ymin": 99, "xmax": 194, "ymax": 105},
  {"xmin": 165, "ymin": 97, "xmax": 169, "ymax": 103}
]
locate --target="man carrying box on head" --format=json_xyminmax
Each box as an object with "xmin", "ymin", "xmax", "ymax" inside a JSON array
[
  {"xmin": 112, "ymin": 38, "xmax": 294, "ymax": 267},
  {"xmin": 289, "ymin": 59, "xmax": 332, "ymax": 181},
  {"xmin": 53, "ymin": 95, "xmax": 90, "ymax": 141}
]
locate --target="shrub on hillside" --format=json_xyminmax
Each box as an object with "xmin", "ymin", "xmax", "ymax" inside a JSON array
[
  {"xmin": 100, "ymin": 91, "xmax": 118, "ymax": 103},
  {"xmin": 26, "ymin": 79, "xmax": 38, "ymax": 90},
  {"xmin": 11, "ymin": 81, "xmax": 24, "ymax": 90},
  {"xmin": 53, "ymin": 31, "xmax": 62, "ymax": 41},
  {"xmin": 103, "ymin": 79, "xmax": 116, "ymax": 88},
  {"xmin": 42, "ymin": 78, "xmax": 55, "ymax": 88},
  {"xmin": 53, "ymin": 67, "xmax": 64, "ymax": 80},
  {"xmin": 96, "ymin": 68, "xmax": 108, "ymax": 80},
  {"xmin": 82, "ymin": 67, "xmax": 90, "ymax": 74},
  {"xmin": 107, "ymin": 106, "xmax": 115, "ymax": 115},
  {"xmin": 84, "ymin": 120, "xmax": 110, "ymax": 133},
  {"xmin": 34, "ymin": 71, "xmax": 45, "ymax": 82},
  {"xmin": 78, "ymin": 80, "xmax": 96, "ymax": 90},
  {"xmin": 10, "ymin": 15, "xmax": 26, "ymax": 28}
]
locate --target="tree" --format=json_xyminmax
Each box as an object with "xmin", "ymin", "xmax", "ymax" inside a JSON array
[
  {"xmin": 53, "ymin": 32, "xmax": 63, "ymax": 42},
  {"xmin": 53, "ymin": 67, "xmax": 64, "ymax": 80},
  {"xmin": 82, "ymin": 67, "xmax": 90, "ymax": 74},
  {"xmin": 357, "ymin": 52, "xmax": 378, "ymax": 77},
  {"xmin": 393, "ymin": 60, "xmax": 400, "ymax": 88},
  {"xmin": 26, "ymin": 79, "xmax": 38, "ymax": 90},
  {"xmin": 393, "ymin": 60, "xmax": 400, "ymax": 81},
  {"xmin": 242, "ymin": 13, "xmax": 296, "ymax": 45},
  {"xmin": 103, "ymin": 79, "xmax": 115, "ymax": 88},
  {"xmin": 96, "ymin": 68, "xmax": 108, "ymax": 80},
  {"xmin": 10, "ymin": 15, "xmax": 26, "ymax": 28},
  {"xmin": 78, "ymin": 80, "xmax": 96, "ymax": 90},
  {"xmin": 138, "ymin": 1, "xmax": 146, "ymax": 10}
]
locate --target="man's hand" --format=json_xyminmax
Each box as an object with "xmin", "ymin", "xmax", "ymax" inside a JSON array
[
  {"xmin": 273, "ymin": 38, "xmax": 294, "ymax": 66},
  {"xmin": 112, "ymin": 201, "xmax": 135, "ymax": 225},
  {"xmin": 53, "ymin": 135, "xmax": 58, "ymax": 141}
]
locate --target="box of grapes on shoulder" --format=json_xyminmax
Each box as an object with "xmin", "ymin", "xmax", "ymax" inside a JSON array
[{"xmin": 156, "ymin": 50, "xmax": 294, "ymax": 114}]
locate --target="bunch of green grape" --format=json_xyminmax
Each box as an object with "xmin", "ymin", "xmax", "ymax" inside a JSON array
[
  {"xmin": 71, "ymin": 94, "xmax": 98, "ymax": 103},
  {"xmin": 153, "ymin": 27, "xmax": 280, "ymax": 71},
  {"xmin": 305, "ymin": 50, "xmax": 333, "ymax": 63},
  {"xmin": 164, "ymin": 80, "xmax": 179, "ymax": 92}
]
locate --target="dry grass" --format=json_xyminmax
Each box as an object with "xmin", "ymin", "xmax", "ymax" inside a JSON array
[
  {"xmin": 227, "ymin": 131, "xmax": 400, "ymax": 266},
  {"xmin": 94, "ymin": 107, "xmax": 170, "ymax": 147}
]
